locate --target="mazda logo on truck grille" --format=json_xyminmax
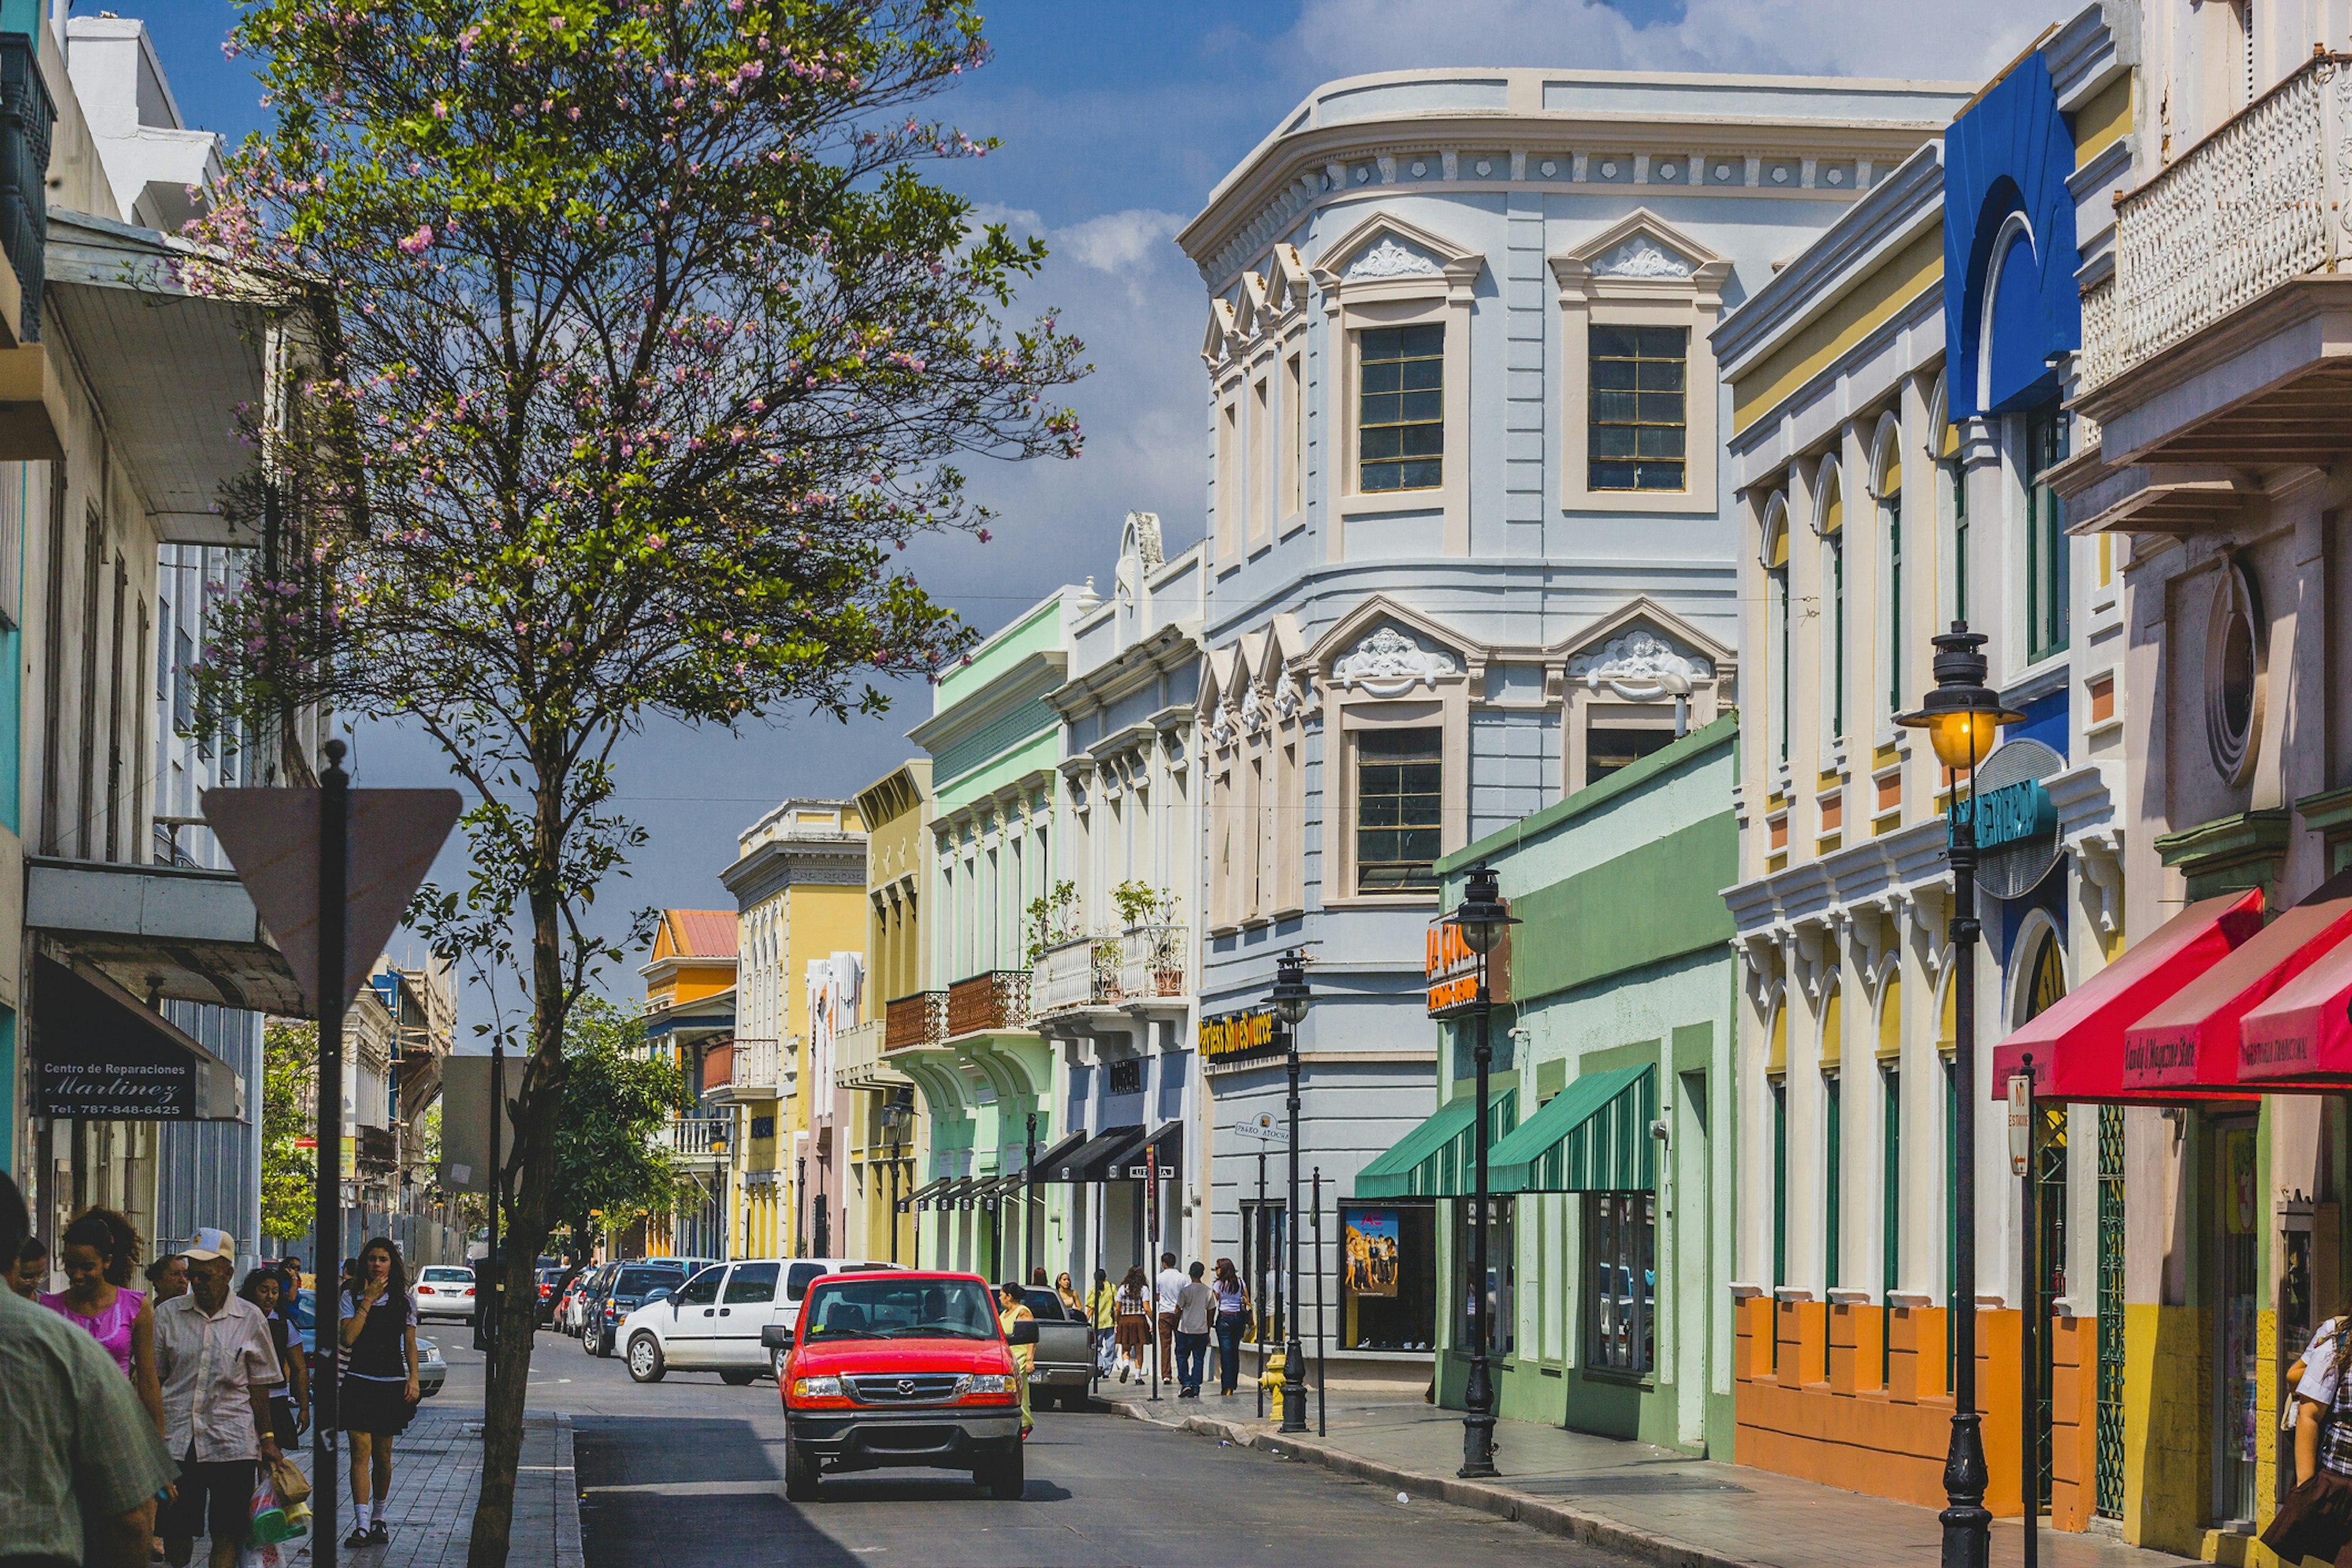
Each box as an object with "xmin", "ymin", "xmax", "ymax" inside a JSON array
[{"xmin": 897, "ymin": 1378, "xmax": 916, "ymax": 1394}]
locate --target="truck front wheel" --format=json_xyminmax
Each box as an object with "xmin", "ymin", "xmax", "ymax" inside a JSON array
[
  {"xmin": 978, "ymin": 1446, "xmax": 1025, "ymax": 1501},
  {"xmin": 784, "ymin": 1444, "xmax": 821, "ymax": 1502}
]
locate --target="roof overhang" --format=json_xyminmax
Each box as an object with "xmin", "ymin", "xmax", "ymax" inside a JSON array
[
  {"xmin": 26, "ymin": 856, "xmax": 306, "ymax": 1016},
  {"xmin": 44, "ymin": 209, "xmax": 269, "ymax": 545}
]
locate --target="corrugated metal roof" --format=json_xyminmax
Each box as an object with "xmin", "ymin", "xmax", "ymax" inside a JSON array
[{"xmin": 663, "ymin": 910, "xmax": 737, "ymax": 959}]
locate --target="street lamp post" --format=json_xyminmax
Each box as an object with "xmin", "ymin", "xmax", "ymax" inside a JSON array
[
  {"xmin": 1446, "ymin": 865, "xmax": 1518, "ymax": 1480},
  {"xmin": 1896, "ymin": 622, "xmax": 2022, "ymax": 1568},
  {"xmin": 1270, "ymin": 952, "xmax": 1313, "ymax": 1435}
]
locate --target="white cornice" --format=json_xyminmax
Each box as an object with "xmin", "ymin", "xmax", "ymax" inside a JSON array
[
  {"xmin": 1713, "ymin": 142, "xmax": 1946, "ymax": 377},
  {"xmin": 905, "ymin": 649, "xmax": 1070, "ymax": 758}
]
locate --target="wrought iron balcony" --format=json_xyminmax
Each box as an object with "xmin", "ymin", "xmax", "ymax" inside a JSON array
[
  {"xmin": 2079, "ymin": 52, "xmax": 2352, "ymax": 398},
  {"xmin": 946, "ymin": 969, "xmax": 1031, "ymax": 1036},
  {"xmin": 884, "ymin": 989, "xmax": 948, "ymax": 1054}
]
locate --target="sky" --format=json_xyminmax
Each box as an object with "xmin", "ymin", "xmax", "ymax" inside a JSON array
[{"xmin": 126, "ymin": 0, "xmax": 2056, "ymax": 1012}]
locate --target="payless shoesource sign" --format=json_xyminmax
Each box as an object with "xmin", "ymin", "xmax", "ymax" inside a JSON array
[
  {"xmin": 1198, "ymin": 1007, "xmax": 1283, "ymax": 1071},
  {"xmin": 1427, "ymin": 902, "xmax": 1511, "ymax": 1017}
]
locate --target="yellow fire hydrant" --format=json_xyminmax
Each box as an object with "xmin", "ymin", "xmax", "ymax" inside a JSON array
[{"xmin": 1260, "ymin": 1351, "xmax": 1287, "ymax": 1422}]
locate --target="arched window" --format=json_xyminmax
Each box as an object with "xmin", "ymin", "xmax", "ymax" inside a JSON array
[
  {"xmin": 1819, "ymin": 465, "xmax": 1846, "ymax": 742},
  {"xmin": 2019, "ymin": 924, "xmax": 2069, "ymax": 1024},
  {"xmin": 1871, "ymin": 419, "xmax": 1904, "ymax": 723},
  {"xmin": 1768, "ymin": 999, "xmax": 1790, "ymax": 1303},
  {"xmin": 1763, "ymin": 493, "xmax": 1791, "ymax": 766},
  {"xmin": 1929, "ymin": 375, "xmax": 1966, "ymax": 627}
]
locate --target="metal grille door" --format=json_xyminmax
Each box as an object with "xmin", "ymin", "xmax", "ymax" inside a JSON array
[{"xmin": 2095, "ymin": 1105, "xmax": 2125, "ymax": 1519}]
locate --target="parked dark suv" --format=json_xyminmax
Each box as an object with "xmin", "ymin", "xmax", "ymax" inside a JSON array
[{"xmin": 584, "ymin": 1261, "xmax": 690, "ymax": 1359}]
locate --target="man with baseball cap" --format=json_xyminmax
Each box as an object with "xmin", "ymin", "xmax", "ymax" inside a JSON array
[{"xmin": 154, "ymin": 1227, "xmax": 281, "ymax": 1568}]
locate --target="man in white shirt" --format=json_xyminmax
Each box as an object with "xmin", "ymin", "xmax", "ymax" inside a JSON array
[
  {"xmin": 1155, "ymin": 1252, "xmax": 1183, "ymax": 1385},
  {"xmin": 154, "ymin": 1228, "xmax": 282, "ymax": 1568}
]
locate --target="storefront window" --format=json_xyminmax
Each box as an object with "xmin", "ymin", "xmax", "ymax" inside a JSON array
[
  {"xmin": 1340, "ymin": 1202, "xmax": 1436, "ymax": 1352},
  {"xmin": 1586, "ymin": 1192, "xmax": 1655, "ymax": 1375},
  {"xmin": 1453, "ymin": 1198, "xmax": 1514, "ymax": 1358}
]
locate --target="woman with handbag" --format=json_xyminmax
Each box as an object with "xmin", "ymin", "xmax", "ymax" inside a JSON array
[
  {"xmin": 2266, "ymin": 1309, "xmax": 2352, "ymax": 1564},
  {"xmin": 1113, "ymin": 1265, "xmax": 1151, "ymax": 1383}
]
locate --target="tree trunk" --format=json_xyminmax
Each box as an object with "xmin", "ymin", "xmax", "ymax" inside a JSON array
[{"xmin": 466, "ymin": 837, "xmax": 570, "ymax": 1568}]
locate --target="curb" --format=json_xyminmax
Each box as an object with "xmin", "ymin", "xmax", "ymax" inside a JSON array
[
  {"xmin": 554, "ymin": 1412, "xmax": 585, "ymax": 1568},
  {"xmin": 1107, "ymin": 1398, "xmax": 1756, "ymax": 1568}
]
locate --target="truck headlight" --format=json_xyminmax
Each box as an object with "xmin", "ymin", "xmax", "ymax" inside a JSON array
[
  {"xmin": 959, "ymin": 1373, "xmax": 1016, "ymax": 1395},
  {"xmin": 790, "ymin": 1376, "xmax": 842, "ymax": 1398}
]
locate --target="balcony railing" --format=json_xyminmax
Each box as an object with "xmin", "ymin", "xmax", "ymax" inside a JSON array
[
  {"xmin": 884, "ymin": 990, "xmax": 948, "ymax": 1053},
  {"xmin": 663, "ymin": 1116, "xmax": 731, "ymax": 1161},
  {"xmin": 835, "ymin": 1017, "xmax": 908, "ymax": 1089},
  {"xmin": 699, "ymin": 1039, "xmax": 736, "ymax": 1093},
  {"xmin": 2081, "ymin": 52, "xmax": 2350, "ymax": 397},
  {"xmin": 1030, "ymin": 926, "xmax": 1191, "ymax": 1017},
  {"xmin": 946, "ymin": 970, "xmax": 1030, "ymax": 1036},
  {"xmin": 1117, "ymin": 924, "xmax": 1188, "ymax": 1001}
]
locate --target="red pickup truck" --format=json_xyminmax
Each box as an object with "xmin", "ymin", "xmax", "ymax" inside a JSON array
[{"xmin": 777, "ymin": 1270, "xmax": 1037, "ymax": 1501}]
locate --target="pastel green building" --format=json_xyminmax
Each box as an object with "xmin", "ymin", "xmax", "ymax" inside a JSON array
[{"xmin": 1363, "ymin": 717, "xmax": 1736, "ymax": 1457}]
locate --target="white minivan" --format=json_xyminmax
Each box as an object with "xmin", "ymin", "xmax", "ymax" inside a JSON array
[{"xmin": 620, "ymin": 1257, "xmax": 894, "ymax": 1384}]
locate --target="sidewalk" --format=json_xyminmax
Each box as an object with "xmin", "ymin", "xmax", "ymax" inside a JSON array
[
  {"xmin": 279, "ymin": 1408, "xmax": 584, "ymax": 1568},
  {"xmin": 1103, "ymin": 1382, "xmax": 2193, "ymax": 1568}
]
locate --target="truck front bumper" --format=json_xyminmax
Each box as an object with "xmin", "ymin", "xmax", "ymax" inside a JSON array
[{"xmin": 786, "ymin": 1406, "xmax": 1023, "ymax": 1469}]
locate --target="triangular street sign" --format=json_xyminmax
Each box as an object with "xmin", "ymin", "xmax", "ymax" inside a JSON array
[{"xmin": 202, "ymin": 786, "xmax": 464, "ymax": 1016}]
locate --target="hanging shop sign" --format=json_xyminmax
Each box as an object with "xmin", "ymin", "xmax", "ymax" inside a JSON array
[
  {"xmin": 1426, "ymin": 903, "xmax": 1512, "ymax": 1017},
  {"xmin": 1951, "ymin": 737, "xmax": 2063, "ymax": 900},
  {"xmin": 1198, "ymin": 1006, "xmax": 1283, "ymax": 1070}
]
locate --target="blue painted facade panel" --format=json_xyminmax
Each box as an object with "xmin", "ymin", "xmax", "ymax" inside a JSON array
[{"xmin": 1945, "ymin": 50, "xmax": 2081, "ymax": 418}]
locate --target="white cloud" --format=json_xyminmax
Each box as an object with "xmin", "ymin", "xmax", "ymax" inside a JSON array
[{"xmin": 1285, "ymin": 0, "xmax": 2051, "ymax": 85}]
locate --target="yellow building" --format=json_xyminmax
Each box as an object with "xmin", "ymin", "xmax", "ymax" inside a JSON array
[
  {"xmin": 720, "ymin": 799, "xmax": 867, "ymax": 1259},
  {"xmin": 840, "ymin": 763, "xmax": 932, "ymax": 1264},
  {"xmin": 639, "ymin": 910, "xmax": 738, "ymax": 1261}
]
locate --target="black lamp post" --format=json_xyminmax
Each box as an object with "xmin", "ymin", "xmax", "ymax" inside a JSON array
[
  {"xmin": 1896, "ymin": 622, "xmax": 2022, "ymax": 1568},
  {"xmin": 1270, "ymin": 951, "xmax": 1313, "ymax": 1434},
  {"xmin": 1446, "ymin": 864, "xmax": 1517, "ymax": 1479}
]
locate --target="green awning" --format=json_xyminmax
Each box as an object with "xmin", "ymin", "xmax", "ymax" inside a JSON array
[
  {"xmin": 1489, "ymin": 1063, "xmax": 1656, "ymax": 1194},
  {"xmin": 1355, "ymin": 1088, "xmax": 1516, "ymax": 1199}
]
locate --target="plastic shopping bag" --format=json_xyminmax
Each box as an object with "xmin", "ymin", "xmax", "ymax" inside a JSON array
[{"xmin": 247, "ymin": 1477, "xmax": 298, "ymax": 1547}]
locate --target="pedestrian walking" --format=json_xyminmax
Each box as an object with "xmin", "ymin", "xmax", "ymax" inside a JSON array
[
  {"xmin": 1084, "ymin": 1267, "xmax": 1115, "ymax": 1376},
  {"xmin": 0, "ymin": 1172, "xmax": 178, "ymax": 1568},
  {"xmin": 8, "ymin": 1234, "xmax": 46, "ymax": 1298},
  {"xmin": 154, "ymin": 1227, "xmax": 283, "ymax": 1568},
  {"xmin": 1112, "ymin": 1265, "xmax": 1150, "ymax": 1382},
  {"xmin": 1154, "ymin": 1251, "xmax": 1183, "ymax": 1384},
  {"xmin": 996, "ymin": 1281, "xmax": 1036, "ymax": 1439},
  {"xmin": 1054, "ymin": 1270, "xmax": 1082, "ymax": 1317},
  {"xmin": 1212, "ymin": 1257, "xmax": 1248, "ymax": 1396},
  {"xmin": 146, "ymin": 1254, "xmax": 189, "ymax": 1305},
  {"xmin": 1174, "ymin": 1262, "xmax": 1215, "ymax": 1398},
  {"xmin": 337, "ymin": 1237, "xmax": 421, "ymax": 1548},
  {"xmin": 40, "ymin": 1207, "xmax": 165, "ymax": 1437},
  {"xmin": 241, "ymin": 1268, "xmax": 309, "ymax": 1452}
]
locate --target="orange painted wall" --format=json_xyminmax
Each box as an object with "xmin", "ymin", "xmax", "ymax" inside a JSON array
[{"xmin": 1734, "ymin": 1297, "xmax": 2097, "ymax": 1527}]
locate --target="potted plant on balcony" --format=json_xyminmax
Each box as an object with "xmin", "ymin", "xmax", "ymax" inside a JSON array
[
  {"xmin": 1113, "ymin": 881, "xmax": 1185, "ymax": 997},
  {"xmin": 1025, "ymin": 880, "xmax": 1084, "ymax": 965}
]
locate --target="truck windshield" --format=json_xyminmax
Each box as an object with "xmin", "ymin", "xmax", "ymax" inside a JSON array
[{"xmin": 801, "ymin": 1278, "xmax": 999, "ymax": 1342}]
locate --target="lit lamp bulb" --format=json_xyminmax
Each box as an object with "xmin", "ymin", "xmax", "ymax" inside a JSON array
[{"xmin": 1923, "ymin": 709, "xmax": 2002, "ymax": 773}]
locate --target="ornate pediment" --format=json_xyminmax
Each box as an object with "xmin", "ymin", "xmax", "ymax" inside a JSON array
[
  {"xmin": 1594, "ymin": 236, "xmax": 1695, "ymax": 279},
  {"xmin": 1344, "ymin": 237, "xmax": 1442, "ymax": 282},
  {"xmin": 1568, "ymin": 625, "xmax": 1714, "ymax": 701},
  {"xmin": 1332, "ymin": 625, "xmax": 1459, "ymax": 698}
]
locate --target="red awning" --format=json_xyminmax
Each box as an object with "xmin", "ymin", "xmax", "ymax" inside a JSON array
[
  {"xmin": 1989, "ymin": 889, "xmax": 2264, "ymax": 1102},
  {"xmin": 2242, "ymin": 929, "xmax": 2352, "ymax": 1081},
  {"xmin": 2120, "ymin": 883, "xmax": 2352, "ymax": 1093}
]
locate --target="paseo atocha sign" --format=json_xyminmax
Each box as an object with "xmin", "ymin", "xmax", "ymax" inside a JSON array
[
  {"xmin": 1197, "ymin": 1006, "xmax": 1283, "ymax": 1070},
  {"xmin": 1950, "ymin": 737, "xmax": 2063, "ymax": 900},
  {"xmin": 1427, "ymin": 902, "xmax": 1511, "ymax": 1018}
]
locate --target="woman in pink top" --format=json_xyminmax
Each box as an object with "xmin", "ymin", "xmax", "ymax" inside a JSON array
[{"xmin": 39, "ymin": 1205, "xmax": 165, "ymax": 1434}]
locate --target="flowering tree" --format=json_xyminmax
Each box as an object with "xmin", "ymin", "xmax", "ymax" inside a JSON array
[{"xmin": 185, "ymin": 4, "xmax": 1082, "ymax": 1560}]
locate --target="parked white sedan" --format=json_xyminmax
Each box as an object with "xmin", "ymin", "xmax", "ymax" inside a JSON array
[{"xmin": 412, "ymin": 1265, "xmax": 478, "ymax": 1324}]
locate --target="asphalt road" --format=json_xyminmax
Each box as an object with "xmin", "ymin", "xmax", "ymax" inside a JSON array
[{"xmin": 430, "ymin": 1328, "xmax": 1642, "ymax": 1568}]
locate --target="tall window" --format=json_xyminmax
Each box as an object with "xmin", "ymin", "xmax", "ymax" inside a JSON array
[
  {"xmin": 1249, "ymin": 375, "xmax": 1270, "ymax": 540},
  {"xmin": 1355, "ymin": 728, "xmax": 1441, "ymax": 894},
  {"xmin": 1943, "ymin": 419, "xmax": 1969, "ymax": 625},
  {"xmin": 1771, "ymin": 1081, "xmax": 1789, "ymax": 1291},
  {"xmin": 1768, "ymin": 507, "xmax": 1791, "ymax": 766},
  {"xmin": 1359, "ymin": 325, "xmax": 1443, "ymax": 492},
  {"xmin": 1823, "ymin": 1075, "xmax": 1842, "ymax": 1291},
  {"xmin": 1828, "ymin": 533, "xmax": 1845, "ymax": 740},
  {"xmin": 2027, "ymin": 400, "xmax": 2069, "ymax": 662},
  {"xmin": 1589, "ymin": 325, "xmax": 1688, "ymax": 491},
  {"xmin": 1453, "ymin": 1196, "xmax": 1514, "ymax": 1357},
  {"xmin": 1883, "ymin": 463, "xmax": 1903, "ymax": 717},
  {"xmin": 1586, "ymin": 1193, "xmax": 1655, "ymax": 1374},
  {"xmin": 1881, "ymin": 1064, "xmax": 1900, "ymax": 1387},
  {"xmin": 1283, "ymin": 351, "xmax": 1304, "ymax": 518}
]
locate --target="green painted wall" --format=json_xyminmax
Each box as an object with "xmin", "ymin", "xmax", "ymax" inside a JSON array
[
  {"xmin": 935, "ymin": 727, "xmax": 1058, "ymax": 813},
  {"xmin": 935, "ymin": 597, "xmax": 1063, "ymax": 712}
]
